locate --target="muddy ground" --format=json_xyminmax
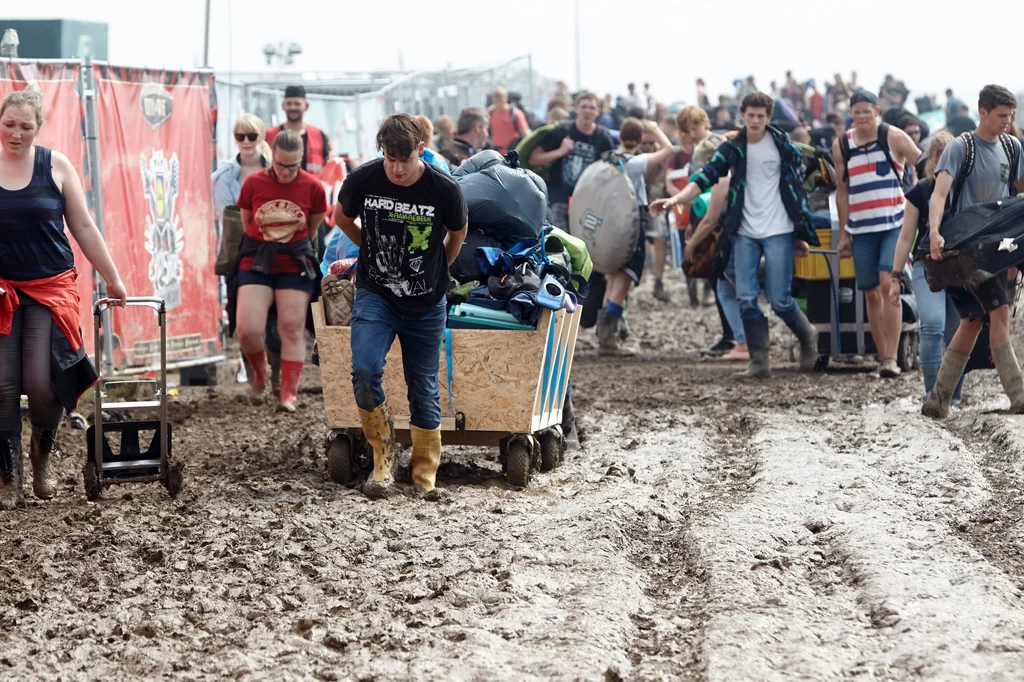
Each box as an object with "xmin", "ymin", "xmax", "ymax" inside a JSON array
[{"xmin": 3, "ymin": 273, "xmax": 1024, "ymax": 681}]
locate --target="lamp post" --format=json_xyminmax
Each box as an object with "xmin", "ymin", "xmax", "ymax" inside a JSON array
[
  {"xmin": 263, "ymin": 42, "xmax": 303, "ymax": 68},
  {"xmin": 574, "ymin": 0, "xmax": 581, "ymax": 91},
  {"xmin": 202, "ymin": 0, "xmax": 211, "ymax": 67}
]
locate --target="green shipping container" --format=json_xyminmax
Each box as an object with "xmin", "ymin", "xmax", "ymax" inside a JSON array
[{"xmin": 0, "ymin": 19, "xmax": 108, "ymax": 60}]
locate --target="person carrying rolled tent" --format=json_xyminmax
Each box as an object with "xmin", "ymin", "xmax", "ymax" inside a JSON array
[
  {"xmin": 335, "ymin": 114, "xmax": 468, "ymax": 499},
  {"xmin": 0, "ymin": 91, "xmax": 128, "ymax": 508},
  {"xmin": 235, "ymin": 130, "xmax": 326, "ymax": 413},
  {"xmin": 920, "ymin": 85, "xmax": 1024, "ymax": 418},
  {"xmin": 529, "ymin": 91, "xmax": 615, "ymax": 231},
  {"xmin": 651, "ymin": 92, "xmax": 819, "ymax": 379},
  {"xmin": 595, "ymin": 118, "xmax": 675, "ymax": 355}
]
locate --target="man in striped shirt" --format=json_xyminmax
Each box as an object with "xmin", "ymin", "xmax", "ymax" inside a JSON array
[{"xmin": 834, "ymin": 90, "xmax": 921, "ymax": 378}]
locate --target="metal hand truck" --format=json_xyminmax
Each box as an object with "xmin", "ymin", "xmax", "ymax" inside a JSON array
[{"xmin": 83, "ymin": 297, "xmax": 182, "ymax": 500}]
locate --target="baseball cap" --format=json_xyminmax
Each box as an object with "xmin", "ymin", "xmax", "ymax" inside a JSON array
[
  {"xmin": 284, "ymin": 85, "xmax": 306, "ymax": 99},
  {"xmin": 849, "ymin": 90, "xmax": 878, "ymax": 107}
]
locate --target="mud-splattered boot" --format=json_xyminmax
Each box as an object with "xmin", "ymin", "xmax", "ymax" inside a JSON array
[
  {"xmin": 652, "ymin": 279, "xmax": 671, "ymax": 303},
  {"xmin": 268, "ymin": 350, "xmax": 282, "ymax": 399},
  {"xmin": 596, "ymin": 309, "xmax": 622, "ymax": 355},
  {"xmin": 359, "ymin": 402, "xmax": 396, "ymax": 499},
  {"xmin": 992, "ymin": 343, "xmax": 1024, "ymax": 413},
  {"xmin": 410, "ymin": 425, "xmax": 442, "ymax": 496},
  {"xmin": 0, "ymin": 431, "xmax": 23, "ymax": 510},
  {"xmin": 922, "ymin": 350, "xmax": 969, "ymax": 419},
  {"xmin": 789, "ymin": 311, "xmax": 819, "ymax": 372},
  {"xmin": 29, "ymin": 424, "xmax": 58, "ymax": 500},
  {"xmin": 732, "ymin": 317, "xmax": 771, "ymax": 380}
]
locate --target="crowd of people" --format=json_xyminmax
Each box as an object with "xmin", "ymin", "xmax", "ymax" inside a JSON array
[{"xmin": 0, "ymin": 69, "xmax": 1022, "ymax": 506}]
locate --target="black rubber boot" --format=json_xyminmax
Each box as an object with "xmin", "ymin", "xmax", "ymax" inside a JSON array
[
  {"xmin": 732, "ymin": 317, "xmax": 771, "ymax": 380},
  {"xmin": 0, "ymin": 431, "xmax": 23, "ymax": 510},
  {"xmin": 29, "ymin": 425, "xmax": 59, "ymax": 500}
]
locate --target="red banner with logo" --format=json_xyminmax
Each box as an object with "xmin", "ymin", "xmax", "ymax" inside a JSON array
[
  {"xmin": 92, "ymin": 65, "xmax": 222, "ymax": 370},
  {"xmin": 0, "ymin": 62, "xmax": 96, "ymax": 342}
]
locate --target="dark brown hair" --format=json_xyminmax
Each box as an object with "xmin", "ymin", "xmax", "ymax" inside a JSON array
[
  {"xmin": 619, "ymin": 117, "xmax": 645, "ymax": 149},
  {"xmin": 376, "ymin": 113, "xmax": 422, "ymax": 159},
  {"xmin": 272, "ymin": 129, "xmax": 304, "ymax": 154},
  {"xmin": 978, "ymin": 85, "xmax": 1017, "ymax": 113},
  {"xmin": 740, "ymin": 91, "xmax": 774, "ymax": 116}
]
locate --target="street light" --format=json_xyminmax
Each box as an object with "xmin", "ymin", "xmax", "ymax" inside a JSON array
[{"xmin": 263, "ymin": 42, "xmax": 303, "ymax": 68}]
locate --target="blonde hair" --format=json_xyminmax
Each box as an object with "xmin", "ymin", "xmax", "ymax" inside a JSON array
[
  {"xmin": 433, "ymin": 115, "xmax": 455, "ymax": 144},
  {"xmin": 675, "ymin": 105, "xmax": 711, "ymax": 134},
  {"xmin": 414, "ymin": 115, "xmax": 434, "ymax": 147},
  {"xmin": 492, "ymin": 87, "xmax": 508, "ymax": 104},
  {"xmin": 1, "ymin": 90, "xmax": 44, "ymax": 129},
  {"xmin": 925, "ymin": 131, "xmax": 954, "ymax": 181},
  {"xmin": 547, "ymin": 107, "xmax": 569, "ymax": 124},
  {"xmin": 691, "ymin": 133, "xmax": 726, "ymax": 167},
  {"xmin": 234, "ymin": 113, "xmax": 271, "ymax": 162}
]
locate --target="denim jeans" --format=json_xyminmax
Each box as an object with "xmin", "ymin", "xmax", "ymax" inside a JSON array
[
  {"xmin": 912, "ymin": 264, "xmax": 965, "ymax": 398},
  {"xmin": 716, "ymin": 249, "xmax": 747, "ymax": 344},
  {"xmin": 734, "ymin": 232, "xmax": 799, "ymax": 327},
  {"xmin": 350, "ymin": 289, "xmax": 446, "ymax": 429}
]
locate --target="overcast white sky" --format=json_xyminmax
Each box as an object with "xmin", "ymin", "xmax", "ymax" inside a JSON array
[{"xmin": 5, "ymin": 0, "xmax": 1023, "ymax": 106}]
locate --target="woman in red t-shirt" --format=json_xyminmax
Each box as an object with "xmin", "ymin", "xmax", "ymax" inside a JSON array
[{"xmin": 236, "ymin": 130, "xmax": 326, "ymax": 412}]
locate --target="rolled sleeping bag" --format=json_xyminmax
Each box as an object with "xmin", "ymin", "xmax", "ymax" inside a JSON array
[
  {"xmin": 690, "ymin": 189, "xmax": 714, "ymax": 220},
  {"xmin": 456, "ymin": 154, "xmax": 548, "ymax": 240}
]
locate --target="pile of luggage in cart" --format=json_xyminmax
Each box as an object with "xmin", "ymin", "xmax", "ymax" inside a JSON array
[{"xmin": 316, "ymin": 150, "xmax": 592, "ymax": 489}]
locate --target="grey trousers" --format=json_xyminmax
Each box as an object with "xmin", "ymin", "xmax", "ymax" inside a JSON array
[{"xmin": 0, "ymin": 298, "xmax": 64, "ymax": 432}]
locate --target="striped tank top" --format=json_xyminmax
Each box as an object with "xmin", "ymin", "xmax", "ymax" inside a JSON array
[
  {"xmin": 0, "ymin": 146, "xmax": 75, "ymax": 280},
  {"xmin": 845, "ymin": 129, "xmax": 905, "ymax": 234}
]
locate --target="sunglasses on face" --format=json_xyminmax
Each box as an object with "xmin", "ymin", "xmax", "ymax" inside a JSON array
[{"xmin": 235, "ymin": 132, "xmax": 259, "ymax": 142}]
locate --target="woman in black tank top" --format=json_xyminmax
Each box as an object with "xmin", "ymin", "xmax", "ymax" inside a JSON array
[{"xmin": 0, "ymin": 91, "xmax": 127, "ymax": 509}]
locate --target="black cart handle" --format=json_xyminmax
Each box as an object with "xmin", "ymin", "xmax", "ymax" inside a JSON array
[{"xmin": 94, "ymin": 297, "xmax": 166, "ymax": 316}]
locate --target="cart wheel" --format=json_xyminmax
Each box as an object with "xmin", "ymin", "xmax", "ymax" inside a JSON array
[
  {"xmin": 326, "ymin": 432, "xmax": 355, "ymax": 485},
  {"xmin": 505, "ymin": 439, "xmax": 533, "ymax": 488},
  {"xmin": 897, "ymin": 332, "xmax": 919, "ymax": 372},
  {"xmin": 83, "ymin": 460, "xmax": 101, "ymax": 501},
  {"xmin": 538, "ymin": 429, "xmax": 564, "ymax": 472},
  {"xmin": 165, "ymin": 461, "xmax": 184, "ymax": 498},
  {"xmin": 813, "ymin": 355, "xmax": 830, "ymax": 372}
]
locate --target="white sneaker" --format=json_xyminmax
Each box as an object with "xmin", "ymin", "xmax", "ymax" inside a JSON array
[{"xmin": 878, "ymin": 358, "xmax": 901, "ymax": 379}]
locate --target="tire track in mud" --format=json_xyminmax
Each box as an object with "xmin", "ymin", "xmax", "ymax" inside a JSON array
[
  {"xmin": 688, "ymin": 402, "xmax": 1024, "ymax": 681},
  {"xmin": 943, "ymin": 410, "xmax": 1024, "ymax": 592}
]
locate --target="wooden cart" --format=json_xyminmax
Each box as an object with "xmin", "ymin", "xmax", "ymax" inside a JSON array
[{"xmin": 312, "ymin": 300, "xmax": 581, "ymax": 488}]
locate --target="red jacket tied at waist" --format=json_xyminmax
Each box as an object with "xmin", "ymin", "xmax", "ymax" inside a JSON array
[{"xmin": 0, "ymin": 269, "xmax": 85, "ymax": 351}]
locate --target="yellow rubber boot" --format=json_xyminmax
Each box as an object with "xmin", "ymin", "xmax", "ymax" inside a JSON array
[
  {"xmin": 358, "ymin": 402, "xmax": 395, "ymax": 499},
  {"xmin": 410, "ymin": 425, "xmax": 442, "ymax": 494}
]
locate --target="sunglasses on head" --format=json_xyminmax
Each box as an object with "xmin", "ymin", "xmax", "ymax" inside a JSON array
[{"xmin": 235, "ymin": 132, "xmax": 259, "ymax": 142}]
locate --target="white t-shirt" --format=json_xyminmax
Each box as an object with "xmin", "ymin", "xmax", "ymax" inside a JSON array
[
  {"xmin": 739, "ymin": 135, "xmax": 794, "ymax": 239},
  {"xmin": 624, "ymin": 153, "xmax": 650, "ymax": 206}
]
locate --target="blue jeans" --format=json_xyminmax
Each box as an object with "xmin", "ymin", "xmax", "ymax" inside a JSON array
[
  {"xmin": 912, "ymin": 264, "xmax": 965, "ymax": 399},
  {"xmin": 350, "ymin": 289, "xmax": 446, "ymax": 429},
  {"xmin": 851, "ymin": 228, "xmax": 901, "ymax": 291},
  {"xmin": 717, "ymin": 250, "xmax": 747, "ymax": 344},
  {"xmin": 734, "ymin": 233, "xmax": 799, "ymax": 327}
]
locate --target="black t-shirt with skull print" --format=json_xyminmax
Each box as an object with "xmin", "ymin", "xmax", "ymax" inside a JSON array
[{"xmin": 339, "ymin": 158, "xmax": 468, "ymax": 316}]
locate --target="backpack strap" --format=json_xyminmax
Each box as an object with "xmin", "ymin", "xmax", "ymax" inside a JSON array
[
  {"xmin": 999, "ymin": 133, "xmax": 1019, "ymax": 196},
  {"xmin": 874, "ymin": 122, "xmax": 903, "ymax": 180},
  {"xmin": 947, "ymin": 131, "xmax": 976, "ymax": 215},
  {"xmin": 839, "ymin": 129, "xmax": 851, "ymax": 182}
]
